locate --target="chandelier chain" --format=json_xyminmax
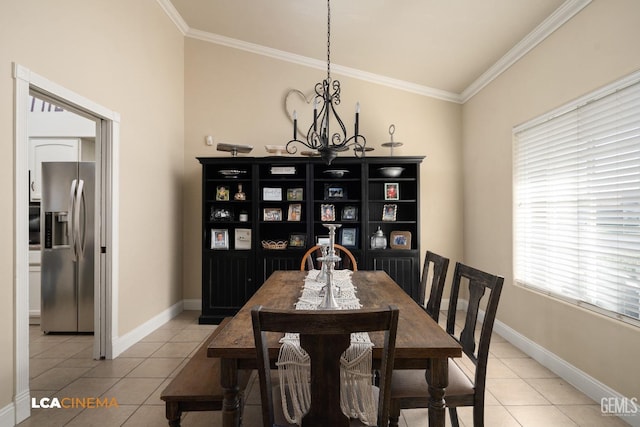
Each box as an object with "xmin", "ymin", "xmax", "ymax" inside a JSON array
[{"xmin": 326, "ymin": 0, "xmax": 331, "ymax": 81}]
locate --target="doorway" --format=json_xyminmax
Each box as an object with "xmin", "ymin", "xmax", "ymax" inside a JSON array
[{"xmin": 13, "ymin": 63, "xmax": 119, "ymax": 423}]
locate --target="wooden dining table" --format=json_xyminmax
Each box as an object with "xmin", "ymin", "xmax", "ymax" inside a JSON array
[{"xmin": 207, "ymin": 270, "xmax": 462, "ymax": 427}]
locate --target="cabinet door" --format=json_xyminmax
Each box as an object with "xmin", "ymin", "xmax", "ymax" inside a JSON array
[
  {"xmin": 200, "ymin": 252, "xmax": 255, "ymax": 324},
  {"xmin": 29, "ymin": 138, "xmax": 80, "ymax": 201},
  {"xmin": 367, "ymin": 253, "xmax": 419, "ymax": 298}
]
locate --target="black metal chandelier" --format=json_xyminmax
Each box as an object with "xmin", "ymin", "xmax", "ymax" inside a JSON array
[{"xmin": 285, "ymin": 0, "xmax": 367, "ymax": 165}]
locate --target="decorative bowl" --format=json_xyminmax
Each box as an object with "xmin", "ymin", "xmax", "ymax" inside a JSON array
[
  {"xmin": 378, "ymin": 166, "xmax": 405, "ymax": 177},
  {"xmin": 323, "ymin": 169, "xmax": 350, "ymax": 178}
]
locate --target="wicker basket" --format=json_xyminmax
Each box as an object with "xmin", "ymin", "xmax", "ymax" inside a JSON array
[{"xmin": 261, "ymin": 240, "xmax": 288, "ymax": 250}]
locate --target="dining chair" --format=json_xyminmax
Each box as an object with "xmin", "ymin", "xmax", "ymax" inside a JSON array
[
  {"xmin": 388, "ymin": 262, "xmax": 504, "ymax": 427},
  {"xmin": 417, "ymin": 251, "xmax": 450, "ymax": 323},
  {"xmin": 299, "ymin": 243, "xmax": 358, "ymax": 271},
  {"xmin": 251, "ymin": 304, "xmax": 399, "ymax": 427}
]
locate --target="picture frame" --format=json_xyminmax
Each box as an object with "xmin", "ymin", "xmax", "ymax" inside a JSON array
[
  {"xmin": 341, "ymin": 205, "xmax": 358, "ymax": 221},
  {"xmin": 210, "ymin": 207, "xmax": 233, "ymax": 221},
  {"xmin": 324, "ymin": 184, "xmax": 346, "ymax": 200},
  {"xmin": 384, "ymin": 183, "xmax": 400, "ymax": 201},
  {"xmin": 382, "ymin": 204, "xmax": 398, "ymax": 221},
  {"xmin": 340, "ymin": 227, "xmax": 358, "ymax": 247},
  {"xmin": 288, "ymin": 203, "xmax": 302, "ymax": 221},
  {"xmin": 390, "ymin": 231, "xmax": 412, "ymax": 249},
  {"xmin": 316, "ymin": 235, "xmax": 330, "ymax": 246},
  {"xmin": 263, "ymin": 187, "xmax": 283, "ymax": 201},
  {"xmin": 211, "ymin": 229, "xmax": 229, "ymax": 250},
  {"xmin": 289, "ymin": 233, "xmax": 307, "ymax": 248},
  {"xmin": 235, "ymin": 228, "xmax": 251, "ymax": 250},
  {"xmin": 320, "ymin": 204, "xmax": 335, "ymax": 221},
  {"xmin": 287, "ymin": 187, "xmax": 304, "ymax": 201},
  {"xmin": 216, "ymin": 185, "xmax": 230, "ymax": 201},
  {"xmin": 263, "ymin": 207, "xmax": 282, "ymax": 221}
]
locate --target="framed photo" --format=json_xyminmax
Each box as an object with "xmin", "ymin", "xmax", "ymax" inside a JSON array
[
  {"xmin": 235, "ymin": 228, "xmax": 251, "ymax": 250},
  {"xmin": 390, "ymin": 231, "xmax": 412, "ymax": 249},
  {"xmin": 316, "ymin": 235, "xmax": 330, "ymax": 245},
  {"xmin": 324, "ymin": 184, "xmax": 346, "ymax": 200},
  {"xmin": 382, "ymin": 204, "xmax": 398, "ymax": 221},
  {"xmin": 216, "ymin": 185, "xmax": 230, "ymax": 201},
  {"xmin": 340, "ymin": 227, "xmax": 358, "ymax": 247},
  {"xmin": 289, "ymin": 233, "xmax": 307, "ymax": 248},
  {"xmin": 320, "ymin": 204, "xmax": 335, "ymax": 221},
  {"xmin": 287, "ymin": 188, "xmax": 304, "ymax": 201},
  {"xmin": 288, "ymin": 203, "xmax": 302, "ymax": 221},
  {"xmin": 210, "ymin": 207, "xmax": 233, "ymax": 221},
  {"xmin": 263, "ymin": 187, "xmax": 283, "ymax": 201},
  {"xmin": 263, "ymin": 207, "xmax": 282, "ymax": 221},
  {"xmin": 341, "ymin": 205, "xmax": 358, "ymax": 221},
  {"xmin": 211, "ymin": 229, "xmax": 229, "ymax": 249},
  {"xmin": 384, "ymin": 183, "xmax": 400, "ymax": 200}
]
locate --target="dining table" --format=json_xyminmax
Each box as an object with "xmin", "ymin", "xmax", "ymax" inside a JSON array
[{"xmin": 207, "ymin": 270, "xmax": 462, "ymax": 427}]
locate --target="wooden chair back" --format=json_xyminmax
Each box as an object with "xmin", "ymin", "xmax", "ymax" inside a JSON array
[
  {"xmin": 417, "ymin": 251, "xmax": 450, "ymax": 322},
  {"xmin": 299, "ymin": 243, "xmax": 358, "ymax": 271},
  {"xmin": 251, "ymin": 305, "xmax": 399, "ymax": 427},
  {"xmin": 445, "ymin": 262, "xmax": 504, "ymax": 412}
]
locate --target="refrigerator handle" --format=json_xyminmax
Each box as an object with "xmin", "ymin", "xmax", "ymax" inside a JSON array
[
  {"xmin": 75, "ymin": 179, "xmax": 85, "ymax": 260},
  {"xmin": 69, "ymin": 179, "xmax": 78, "ymax": 260}
]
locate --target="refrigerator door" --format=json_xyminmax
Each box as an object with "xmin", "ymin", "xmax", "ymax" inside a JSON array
[
  {"xmin": 41, "ymin": 162, "xmax": 95, "ymax": 333},
  {"xmin": 77, "ymin": 162, "xmax": 95, "ymax": 332},
  {"xmin": 41, "ymin": 162, "xmax": 78, "ymax": 332}
]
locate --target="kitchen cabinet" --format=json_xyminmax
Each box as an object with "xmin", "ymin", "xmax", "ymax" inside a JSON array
[
  {"xmin": 29, "ymin": 138, "xmax": 80, "ymax": 201},
  {"xmin": 197, "ymin": 156, "xmax": 424, "ymax": 323}
]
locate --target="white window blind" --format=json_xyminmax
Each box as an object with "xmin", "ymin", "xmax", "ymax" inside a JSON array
[{"xmin": 514, "ymin": 74, "xmax": 640, "ymax": 324}]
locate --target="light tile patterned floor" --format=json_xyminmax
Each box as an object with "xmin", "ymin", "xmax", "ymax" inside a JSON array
[{"xmin": 19, "ymin": 311, "xmax": 632, "ymax": 426}]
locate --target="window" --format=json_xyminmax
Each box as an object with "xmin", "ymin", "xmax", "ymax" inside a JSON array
[{"xmin": 514, "ymin": 72, "xmax": 640, "ymax": 325}]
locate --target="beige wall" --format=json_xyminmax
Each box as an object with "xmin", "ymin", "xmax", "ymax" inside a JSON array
[
  {"xmin": 182, "ymin": 38, "xmax": 464, "ymax": 300},
  {"xmin": 463, "ymin": 0, "xmax": 640, "ymax": 398},
  {"xmin": 0, "ymin": 0, "xmax": 184, "ymax": 410}
]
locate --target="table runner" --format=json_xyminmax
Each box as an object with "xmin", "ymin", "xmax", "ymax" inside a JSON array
[{"xmin": 276, "ymin": 269, "xmax": 377, "ymax": 425}]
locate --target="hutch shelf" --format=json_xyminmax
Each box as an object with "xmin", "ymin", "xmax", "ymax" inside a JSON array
[{"xmin": 198, "ymin": 156, "xmax": 424, "ymax": 324}]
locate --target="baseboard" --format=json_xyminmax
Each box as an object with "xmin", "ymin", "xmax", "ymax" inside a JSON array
[
  {"xmin": 111, "ymin": 300, "xmax": 183, "ymax": 358},
  {"xmin": 493, "ymin": 318, "xmax": 639, "ymax": 426},
  {"xmin": 182, "ymin": 298, "xmax": 201, "ymax": 311},
  {"xmin": 0, "ymin": 402, "xmax": 14, "ymax": 427}
]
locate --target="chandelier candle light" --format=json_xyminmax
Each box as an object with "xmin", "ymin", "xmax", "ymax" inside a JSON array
[{"xmin": 286, "ymin": 0, "xmax": 367, "ymax": 165}]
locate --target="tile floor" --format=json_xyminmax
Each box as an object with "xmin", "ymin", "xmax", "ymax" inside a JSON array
[{"xmin": 20, "ymin": 310, "xmax": 631, "ymax": 427}]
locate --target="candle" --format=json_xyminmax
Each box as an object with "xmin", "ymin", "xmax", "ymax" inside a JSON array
[
  {"xmin": 293, "ymin": 110, "xmax": 297, "ymax": 140},
  {"xmin": 313, "ymin": 98, "xmax": 318, "ymax": 132},
  {"xmin": 355, "ymin": 102, "xmax": 360, "ymax": 135}
]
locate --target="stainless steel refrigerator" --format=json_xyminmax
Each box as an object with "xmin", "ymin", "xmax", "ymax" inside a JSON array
[{"xmin": 41, "ymin": 161, "xmax": 95, "ymax": 333}]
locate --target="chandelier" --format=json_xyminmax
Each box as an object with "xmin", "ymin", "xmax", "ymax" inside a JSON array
[{"xmin": 285, "ymin": 0, "xmax": 367, "ymax": 165}]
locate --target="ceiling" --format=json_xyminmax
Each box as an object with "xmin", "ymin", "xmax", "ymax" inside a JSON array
[{"xmin": 164, "ymin": 0, "xmax": 588, "ymax": 103}]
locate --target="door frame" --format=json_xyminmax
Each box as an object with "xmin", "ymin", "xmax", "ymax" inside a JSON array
[{"xmin": 12, "ymin": 63, "xmax": 119, "ymax": 423}]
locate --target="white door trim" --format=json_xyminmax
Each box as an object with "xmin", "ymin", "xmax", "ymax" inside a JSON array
[{"xmin": 12, "ymin": 63, "xmax": 119, "ymax": 424}]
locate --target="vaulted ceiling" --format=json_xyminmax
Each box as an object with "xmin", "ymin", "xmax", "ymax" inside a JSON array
[{"xmin": 163, "ymin": 0, "xmax": 589, "ymax": 102}]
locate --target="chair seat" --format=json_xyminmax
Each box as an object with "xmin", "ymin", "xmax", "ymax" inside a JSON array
[
  {"xmin": 272, "ymin": 384, "xmax": 381, "ymax": 427},
  {"xmin": 390, "ymin": 360, "xmax": 474, "ymax": 399}
]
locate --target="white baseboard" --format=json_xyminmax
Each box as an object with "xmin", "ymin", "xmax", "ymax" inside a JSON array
[
  {"xmin": 493, "ymin": 318, "xmax": 639, "ymax": 426},
  {"xmin": 111, "ymin": 300, "xmax": 183, "ymax": 358},
  {"xmin": 183, "ymin": 299, "xmax": 201, "ymax": 311},
  {"xmin": 0, "ymin": 402, "xmax": 14, "ymax": 427}
]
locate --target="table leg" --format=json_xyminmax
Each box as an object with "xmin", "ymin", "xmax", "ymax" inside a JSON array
[
  {"xmin": 220, "ymin": 358, "xmax": 240, "ymax": 427},
  {"xmin": 427, "ymin": 357, "xmax": 448, "ymax": 427}
]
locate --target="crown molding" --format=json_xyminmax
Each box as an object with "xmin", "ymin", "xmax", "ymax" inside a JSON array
[
  {"xmin": 156, "ymin": 0, "xmax": 189, "ymax": 35},
  {"xmin": 186, "ymin": 28, "xmax": 462, "ymax": 103},
  {"xmin": 460, "ymin": 0, "xmax": 592, "ymax": 103},
  {"xmin": 159, "ymin": 0, "xmax": 591, "ymax": 105}
]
